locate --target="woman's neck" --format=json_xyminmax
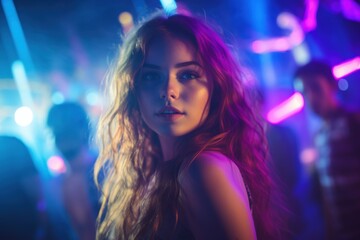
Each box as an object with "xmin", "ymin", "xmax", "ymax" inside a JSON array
[{"xmin": 158, "ymin": 136, "xmax": 177, "ymax": 161}]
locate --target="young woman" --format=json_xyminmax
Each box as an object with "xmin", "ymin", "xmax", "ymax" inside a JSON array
[{"xmin": 95, "ymin": 11, "xmax": 279, "ymax": 240}]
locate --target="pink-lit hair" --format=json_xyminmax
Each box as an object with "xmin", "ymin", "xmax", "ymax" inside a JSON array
[{"xmin": 95, "ymin": 11, "xmax": 279, "ymax": 239}]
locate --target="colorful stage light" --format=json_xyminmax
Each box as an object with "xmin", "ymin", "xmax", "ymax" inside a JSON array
[
  {"xmin": 51, "ymin": 91, "xmax": 65, "ymax": 104},
  {"xmin": 47, "ymin": 156, "xmax": 67, "ymax": 175},
  {"xmin": 11, "ymin": 60, "xmax": 34, "ymax": 106},
  {"xmin": 251, "ymin": 12, "xmax": 304, "ymax": 54},
  {"xmin": 2, "ymin": 0, "xmax": 35, "ymax": 75},
  {"xmin": 119, "ymin": 12, "xmax": 134, "ymax": 34},
  {"xmin": 300, "ymin": 148, "xmax": 318, "ymax": 164},
  {"xmin": 301, "ymin": 0, "xmax": 319, "ymax": 32},
  {"xmin": 14, "ymin": 106, "xmax": 33, "ymax": 127},
  {"xmin": 332, "ymin": 56, "xmax": 360, "ymax": 79},
  {"xmin": 338, "ymin": 79, "xmax": 349, "ymax": 91},
  {"xmin": 340, "ymin": 0, "xmax": 360, "ymax": 22},
  {"xmin": 267, "ymin": 92, "xmax": 304, "ymax": 124},
  {"xmin": 160, "ymin": 0, "xmax": 177, "ymax": 14},
  {"xmin": 85, "ymin": 90, "xmax": 99, "ymax": 106}
]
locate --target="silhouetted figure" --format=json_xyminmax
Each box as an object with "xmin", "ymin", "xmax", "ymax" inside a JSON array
[
  {"xmin": 0, "ymin": 136, "xmax": 41, "ymax": 240},
  {"xmin": 47, "ymin": 102, "xmax": 99, "ymax": 240},
  {"xmin": 294, "ymin": 60, "xmax": 360, "ymax": 240}
]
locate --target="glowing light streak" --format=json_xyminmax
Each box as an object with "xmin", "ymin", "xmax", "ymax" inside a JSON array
[
  {"xmin": 2, "ymin": 0, "xmax": 35, "ymax": 75},
  {"xmin": 301, "ymin": 0, "xmax": 319, "ymax": 32},
  {"xmin": 340, "ymin": 0, "xmax": 360, "ymax": 22},
  {"xmin": 11, "ymin": 60, "xmax": 34, "ymax": 106},
  {"xmin": 160, "ymin": 0, "xmax": 177, "ymax": 14},
  {"xmin": 267, "ymin": 92, "xmax": 304, "ymax": 124},
  {"xmin": 251, "ymin": 12, "xmax": 304, "ymax": 54},
  {"xmin": 332, "ymin": 57, "xmax": 360, "ymax": 79}
]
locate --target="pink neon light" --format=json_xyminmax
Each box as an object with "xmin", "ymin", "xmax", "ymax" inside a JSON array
[
  {"xmin": 332, "ymin": 56, "xmax": 360, "ymax": 79},
  {"xmin": 341, "ymin": 0, "xmax": 360, "ymax": 22},
  {"xmin": 252, "ymin": 38, "xmax": 290, "ymax": 53},
  {"xmin": 267, "ymin": 92, "xmax": 304, "ymax": 124},
  {"xmin": 47, "ymin": 156, "xmax": 67, "ymax": 174},
  {"xmin": 251, "ymin": 13, "xmax": 304, "ymax": 54},
  {"xmin": 301, "ymin": 0, "xmax": 319, "ymax": 32},
  {"xmin": 300, "ymin": 148, "xmax": 318, "ymax": 165}
]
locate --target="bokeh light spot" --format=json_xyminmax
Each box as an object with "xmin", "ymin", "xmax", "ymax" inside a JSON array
[{"xmin": 14, "ymin": 106, "xmax": 33, "ymax": 127}]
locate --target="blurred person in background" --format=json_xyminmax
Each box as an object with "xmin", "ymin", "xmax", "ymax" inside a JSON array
[
  {"xmin": 294, "ymin": 59, "xmax": 360, "ymax": 240},
  {"xmin": 0, "ymin": 136, "xmax": 42, "ymax": 240},
  {"xmin": 47, "ymin": 102, "xmax": 99, "ymax": 240}
]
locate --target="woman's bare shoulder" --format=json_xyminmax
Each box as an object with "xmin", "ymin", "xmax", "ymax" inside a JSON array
[
  {"xmin": 180, "ymin": 151, "xmax": 248, "ymax": 200},
  {"xmin": 179, "ymin": 151, "xmax": 256, "ymax": 239},
  {"xmin": 193, "ymin": 151, "xmax": 239, "ymax": 170}
]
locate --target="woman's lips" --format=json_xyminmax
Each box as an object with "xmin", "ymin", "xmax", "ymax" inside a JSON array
[
  {"xmin": 156, "ymin": 106, "xmax": 185, "ymax": 121},
  {"xmin": 157, "ymin": 112, "xmax": 184, "ymax": 121}
]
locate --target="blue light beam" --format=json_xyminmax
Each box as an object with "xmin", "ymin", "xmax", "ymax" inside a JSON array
[
  {"xmin": 11, "ymin": 60, "xmax": 34, "ymax": 107},
  {"xmin": 160, "ymin": 0, "xmax": 177, "ymax": 14},
  {"xmin": 2, "ymin": 0, "xmax": 36, "ymax": 76}
]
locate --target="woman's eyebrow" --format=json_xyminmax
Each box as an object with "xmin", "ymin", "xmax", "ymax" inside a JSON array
[
  {"xmin": 174, "ymin": 61, "xmax": 202, "ymax": 68},
  {"xmin": 143, "ymin": 61, "xmax": 202, "ymax": 69},
  {"xmin": 143, "ymin": 63, "xmax": 162, "ymax": 69}
]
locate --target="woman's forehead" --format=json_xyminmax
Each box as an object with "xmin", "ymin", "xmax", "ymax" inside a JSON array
[{"xmin": 144, "ymin": 37, "xmax": 199, "ymax": 66}]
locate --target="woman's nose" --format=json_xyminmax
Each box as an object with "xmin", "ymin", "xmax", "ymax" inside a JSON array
[{"xmin": 160, "ymin": 75, "xmax": 179, "ymax": 100}]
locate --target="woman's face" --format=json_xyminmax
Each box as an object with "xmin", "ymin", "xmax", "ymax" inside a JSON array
[{"xmin": 136, "ymin": 37, "xmax": 210, "ymax": 138}]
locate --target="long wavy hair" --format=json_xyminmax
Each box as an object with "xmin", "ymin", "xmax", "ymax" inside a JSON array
[{"xmin": 95, "ymin": 12, "xmax": 279, "ymax": 240}]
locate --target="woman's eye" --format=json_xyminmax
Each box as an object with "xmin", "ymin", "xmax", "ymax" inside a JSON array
[
  {"xmin": 178, "ymin": 71, "xmax": 199, "ymax": 81},
  {"xmin": 141, "ymin": 72, "xmax": 162, "ymax": 82}
]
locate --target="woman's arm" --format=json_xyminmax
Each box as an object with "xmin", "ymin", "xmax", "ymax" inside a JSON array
[{"xmin": 179, "ymin": 151, "xmax": 256, "ymax": 240}]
